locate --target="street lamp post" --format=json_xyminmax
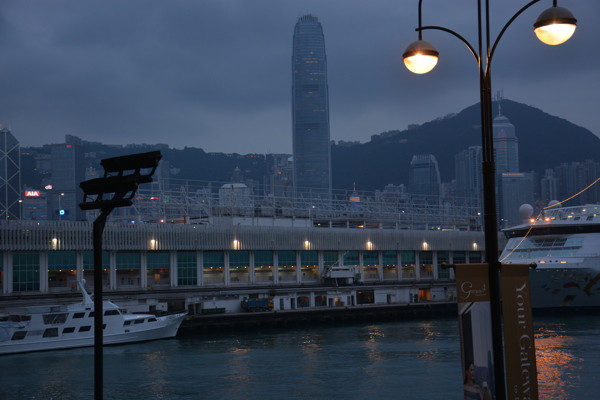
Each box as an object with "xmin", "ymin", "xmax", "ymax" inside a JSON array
[
  {"xmin": 79, "ymin": 151, "xmax": 162, "ymax": 400},
  {"xmin": 403, "ymin": 1, "xmax": 576, "ymax": 398}
]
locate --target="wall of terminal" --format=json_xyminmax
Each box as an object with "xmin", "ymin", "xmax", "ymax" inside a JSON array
[
  {"xmin": 0, "ymin": 220, "xmax": 491, "ymax": 252},
  {"xmin": 0, "ymin": 221, "xmax": 496, "ymax": 297},
  {"xmin": 1, "ymin": 247, "xmax": 483, "ymax": 296}
]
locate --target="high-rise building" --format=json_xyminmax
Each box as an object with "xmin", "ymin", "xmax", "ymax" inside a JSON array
[
  {"xmin": 498, "ymin": 172, "xmax": 534, "ymax": 228},
  {"xmin": 0, "ymin": 126, "xmax": 21, "ymax": 219},
  {"xmin": 292, "ymin": 14, "xmax": 331, "ymax": 199},
  {"xmin": 22, "ymin": 188, "xmax": 48, "ymax": 220},
  {"xmin": 455, "ymin": 146, "xmax": 483, "ymax": 211},
  {"xmin": 553, "ymin": 160, "xmax": 600, "ymax": 206},
  {"xmin": 493, "ymin": 109, "xmax": 519, "ymax": 174},
  {"xmin": 540, "ymin": 168, "xmax": 560, "ymax": 205},
  {"xmin": 409, "ymin": 154, "xmax": 441, "ymax": 201},
  {"xmin": 50, "ymin": 143, "xmax": 86, "ymax": 221},
  {"xmin": 265, "ymin": 153, "xmax": 293, "ymax": 198}
]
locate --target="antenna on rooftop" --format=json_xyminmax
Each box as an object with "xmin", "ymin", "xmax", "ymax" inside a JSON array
[{"xmin": 495, "ymin": 89, "xmax": 504, "ymax": 116}]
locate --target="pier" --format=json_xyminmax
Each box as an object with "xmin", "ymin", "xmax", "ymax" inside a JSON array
[{"xmin": 178, "ymin": 302, "xmax": 457, "ymax": 334}]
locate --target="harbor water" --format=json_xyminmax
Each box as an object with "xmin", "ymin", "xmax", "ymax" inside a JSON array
[{"xmin": 2, "ymin": 315, "xmax": 599, "ymax": 399}]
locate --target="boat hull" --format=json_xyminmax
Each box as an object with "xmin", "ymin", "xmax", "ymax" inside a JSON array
[
  {"xmin": 0, "ymin": 312, "xmax": 187, "ymax": 356},
  {"xmin": 529, "ymin": 263, "xmax": 600, "ymax": 310}
]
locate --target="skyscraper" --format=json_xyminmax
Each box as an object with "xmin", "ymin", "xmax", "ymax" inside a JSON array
[
  {"xmin": 455, "ymin": 145, "xmax": 483, "ymax": 210},
  {"xmin": 540, "ymin": 168, "xmax": 559, "ymax": 205},
  {"xmin": 493, "ymin": 108, "xmax": 519, "ymax": 174},
  {"xmin": 50, "ymin": 142, "xmax": 86, "ymax": 221},
  {"xmin": 292, "ymin": 14, "xmax": 331, "ymax": 199},
  {"xmin": 408, "ymin": 154, "xmax": 441, "ymax": 201},
  {"xmin": 0, "ymin": 126, "xmax": 21, "ymax": 219},
  {"xmin": 498, "ymin": 172, "xmax": 534, "ymax": 228}
]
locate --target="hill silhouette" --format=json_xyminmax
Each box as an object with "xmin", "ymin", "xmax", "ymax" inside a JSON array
[
  {"xmin": 20, "ymin": 99, "xmax": 600, "ymax": 193},
  {"xmin": 332, "ymin": 99, "xmax": 600, "ymax": 191}
]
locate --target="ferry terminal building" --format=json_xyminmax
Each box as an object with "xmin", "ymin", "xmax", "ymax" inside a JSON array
[{"xmin": 0, "ymin": 220, "xmax": 493, "ymax": 314}]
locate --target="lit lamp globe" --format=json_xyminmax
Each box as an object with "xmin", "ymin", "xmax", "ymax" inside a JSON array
[
  {"xmin": 534, "ymin": 6, "xmax": 577, "ymax": 45},
  {"xmin": 403, "ymin": 40, "xmax": 439, "ymax": 74}
]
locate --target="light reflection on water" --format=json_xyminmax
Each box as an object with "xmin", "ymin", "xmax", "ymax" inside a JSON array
[
  {"xmin": 140, "ymin": 350, "xmax": 170, "ymax": 398},
  {"xmin": 534, "ymin": 317, "xmax": 599, "ymax": 400},
  {"xmin": 1, "ymin": 316, "xmax": 599, "ymax": 399}
]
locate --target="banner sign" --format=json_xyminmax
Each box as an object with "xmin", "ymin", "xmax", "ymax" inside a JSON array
[
  {"xmin": 501, "ymin": 264, "xmax": 538, "ymax": 400},
  {"xmin": 455, "ymin": 263, "xmax": 495, "ymax": 400}
]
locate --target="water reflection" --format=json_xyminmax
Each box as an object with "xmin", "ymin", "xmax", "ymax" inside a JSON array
[
  {"xmin": 362, "ymin": 326, "xmax": 385, "ymax": 371},
  {"xmin": 536, "ymin": 321, "xmax": 584, "ymax": 399},
  {"xmin": 417, "ymin": 321, "xmax": 438, "ymax": 341},
  {"xmin": 140, "ymin": 350, "xmax": 169, "ymax": 398},
  {"xmin": 37, "ymin": 353, "xmax": 87, "ymax": 399},
  {"xmin": 2, "ymin": 317, "xmax": 598, "ymax": 399},
  {"xmin": 224, "ymin": 346, "xmax": 252, "ymax": 396},
  {"xmin": 296, "ymin": 333, "xmax": 325, "ymax": 391}
]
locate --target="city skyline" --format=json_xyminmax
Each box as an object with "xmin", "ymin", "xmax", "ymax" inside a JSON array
[{"xmin": 0, "ymin": 1, "xmax": 598, "ymax": 155}]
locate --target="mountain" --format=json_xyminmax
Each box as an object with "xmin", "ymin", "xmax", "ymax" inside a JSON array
[
  {"xmin": 20, "ymin": 99, "xmax": 600, "ymax": 193},
  {"xmin": 332, "ymin": 99, "xmax": 600, "ymax": 191}
]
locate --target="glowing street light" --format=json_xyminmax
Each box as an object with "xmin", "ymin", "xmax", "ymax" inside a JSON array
[
  {"xmin": 403, "ymin": 1, "xmax": 576, "ymax": 74},
  {"xmin": 534, "ymin": 4, "xmax": 577, "ymax": 45},
  {"xmin": 402, "ymin": 1, "xmax": 576, "ymax": 398}
]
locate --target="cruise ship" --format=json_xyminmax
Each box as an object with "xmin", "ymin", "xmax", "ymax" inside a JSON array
[{"xmin": 501, "ymin": 203, "xmax": 600, "ymax": 311}]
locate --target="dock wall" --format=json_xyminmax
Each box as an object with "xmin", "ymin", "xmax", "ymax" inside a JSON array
[{"xmin": 178, "ymin": 302, "xmax": 457, "ymax": 335}]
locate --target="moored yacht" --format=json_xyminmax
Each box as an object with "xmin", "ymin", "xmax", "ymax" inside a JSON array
[
  {"xmin": 501, "ymin": 203, "xmax": 600, "ymax": 311},
  {"xmin": 0, "ymin": 281, "xmax": 186, "ymax": 355}
]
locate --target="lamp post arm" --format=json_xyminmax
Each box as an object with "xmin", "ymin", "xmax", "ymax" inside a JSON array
[
  {"xmin": 488, "ymin": 0, "xmax": 541, "ymax": 73},
  {"xmin": 417, "ymin": 26, "xmax": 480, "ymax": 64}
]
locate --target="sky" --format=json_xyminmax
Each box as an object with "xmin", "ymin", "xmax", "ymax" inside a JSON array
[{"xmin": 0, "ymin": 0, "xmax": 598, "ymax": 154}]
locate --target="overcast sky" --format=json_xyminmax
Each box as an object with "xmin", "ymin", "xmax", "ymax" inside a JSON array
[{"xmin": 0, "ymin": 0, "xmax": 598, "ymax": 154}]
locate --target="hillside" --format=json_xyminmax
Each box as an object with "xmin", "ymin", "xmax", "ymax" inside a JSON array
[
  {"xmin": 332, "ymin": 100, "xmax": 600, "ymax": 191},
  {"xmin": 20, "ymin": 99, "xmax": 600, "ymax": 193}
]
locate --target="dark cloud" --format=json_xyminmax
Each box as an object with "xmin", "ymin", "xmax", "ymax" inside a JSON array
[{"xmin": 0, "ymin": 0, "xmax": 598, "ymax": 154}]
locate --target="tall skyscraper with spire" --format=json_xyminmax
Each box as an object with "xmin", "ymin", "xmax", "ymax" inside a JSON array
[{"xmin": 292, "ymin": 14, "xmax": 331, "ymax": 199}]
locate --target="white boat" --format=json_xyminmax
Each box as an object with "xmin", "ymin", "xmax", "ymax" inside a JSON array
[
  {"xmin": 501, "ymin": 204, "xmax": 600, "ymax": 311},
  {"xmin": 0, "ymin": 281, "xmax": 187, "ymax": 355}
]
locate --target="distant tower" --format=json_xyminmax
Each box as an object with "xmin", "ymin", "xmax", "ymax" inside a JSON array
[
  {"xmin": 409, "ymin": 154, "xmax": 441, "ymax": 200},
  {"xmin": 493, "ymin": 99, "xmax": 519, "ymax": 174},
  {"xmin": 540, "ymin": 168, "xmax": 559, "ymax": 206},
  {"xmin": 231, "ymin": 167, "xmax": 244, "ymax": 183},
  {"xmin": 50, "ymin": 142, "xmax": 86, "ymax": 221},
  {"xmin": 292, "ymin": 14, "xmax": 331, "ymax": 199},
  {"xmin": 554, "ymin": 161, "xmax": 600, "ymax": 206},
  {"xmin": 455, "ymin": 146, "xmax": 483, "ymax": 210},
  {"xmin": 498, "ymin": 173, "xmax": 534, "ymax": 228},
  {"xmin": 0, "ymin": 126, "xmax": 21, "ymax": 219},
  {"xmin": 265, "ymin": 153, "xmax": 293, "ymax": 198}
]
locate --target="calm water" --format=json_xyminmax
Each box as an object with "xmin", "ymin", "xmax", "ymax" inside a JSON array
[{"xmin": 2, "ymin": 315, "xmax": 599, "ymax": 399}]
